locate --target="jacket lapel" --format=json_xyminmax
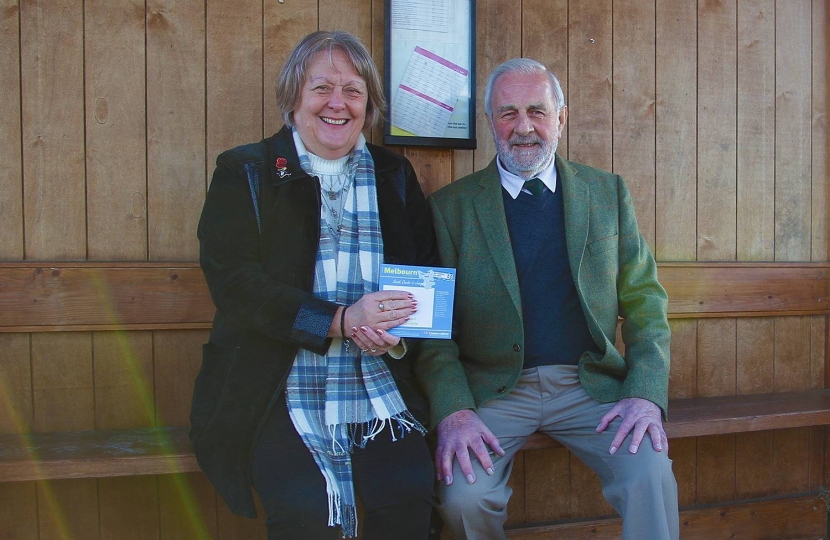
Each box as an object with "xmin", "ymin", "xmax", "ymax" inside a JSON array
[
  {"xmin": 558, "ymin": 155, "xmax": 590, "ymax": 289},
  {"xmin": 473, "ymin": 160, "xmax": 523, "ymax": 316}
]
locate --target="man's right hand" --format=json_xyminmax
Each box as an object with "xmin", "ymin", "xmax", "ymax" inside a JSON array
[{"xmin": 435, "ymin": 409, "xmax": 505, "ymax": 485}]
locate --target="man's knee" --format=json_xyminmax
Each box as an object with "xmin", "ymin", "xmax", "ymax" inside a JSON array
[{"xmin": 438, "ymin": 479, "xmax": 511, "ymax": 520}]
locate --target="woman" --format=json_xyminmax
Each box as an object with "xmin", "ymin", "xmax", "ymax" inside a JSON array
[{"xmin": 191, "ymin": 30, "xmax": 438, "ymax": 539}]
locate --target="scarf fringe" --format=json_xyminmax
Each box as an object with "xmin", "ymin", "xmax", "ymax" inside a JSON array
[{"xmin": 327, "ymin": 490, "xmax": 358, "ymax": 538}]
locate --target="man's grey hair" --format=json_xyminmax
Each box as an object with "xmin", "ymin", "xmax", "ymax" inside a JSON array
[
  {"xmin": 276, "ymin": 30, "xmax": 386, "ymax": 130},
  {"xmin": 484, "ymin": 58, "xmax": 566, "ymax": 118}
]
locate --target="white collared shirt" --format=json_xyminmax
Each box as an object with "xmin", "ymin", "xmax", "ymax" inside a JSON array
[{"xmin": 497, "ymin": 156, "xmax": 558, "ymax": 199}]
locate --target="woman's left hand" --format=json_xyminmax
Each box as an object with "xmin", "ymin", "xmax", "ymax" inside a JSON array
[{"xmin": 350, "ymin": 327, "xmax": 400, "ymax": 356}]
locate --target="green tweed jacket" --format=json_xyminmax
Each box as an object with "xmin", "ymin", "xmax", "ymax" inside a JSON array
[{"xmin": 414, "ymin": 154, "xmax": 670, "ymax": 430}]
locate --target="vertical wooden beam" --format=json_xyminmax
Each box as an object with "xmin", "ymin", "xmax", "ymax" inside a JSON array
[
  {"xmin": 263, "ymin": 0, "xmax": 317, "ymax": 137},
  {"xmin": 206, "ymin": 0, "xmax": 263, "ymax": 178},
  {"xmin": 613, "ymin": 0, "xmax": 657, "ymax": 248},
  {"xmin": 20, "ymin": 0, "xmax": 87, "ymax": 259},
  {"xmin": 698, "ymin": 0, "xmax": 737, "ymax": 261},
  {"xmin": 776, "ymin": 0, "xmax": 812, "ymax": 262},
  {"xmin": 0, "ymin": 0, "xmax": 23, "ymax": 259},
  {"xmin": 85, "ymin": 0, "xmax": 148, "ymax": 260},
  {"xmin": 813, "ymin": 0, "xmax": 829, "ymax": 261},
  {"xmin": 146, "ymin": 0, "xmax": 206, "ymax": 260},
  {"xmin": 568, "ymin": 0, "xmax": 612, "ymax": 171},
  {"xmin": 655, "ymin": 0, "xmax": 697, "ymax": 261},
  {"xmin": 737, "ymin": 0, "xmax": 775, "ymax": 261}
]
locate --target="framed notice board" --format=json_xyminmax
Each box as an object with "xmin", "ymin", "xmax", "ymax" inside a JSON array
[{"xmin": 384, "ymin": 0, "xmax": 476, "ymax": 149}]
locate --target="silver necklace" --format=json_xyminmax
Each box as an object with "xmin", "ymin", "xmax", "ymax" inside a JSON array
[
  {"xmin": 320, "ymin": 173, "xmax": 347, "ymax": 201},
  {"xmin": 320, "ymin": 176, "xmax": 351, "ymax": 236}
]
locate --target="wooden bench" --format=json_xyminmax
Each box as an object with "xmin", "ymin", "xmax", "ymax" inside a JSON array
[{"xmin": 2, "ymin": 390, "xmax": 830, "ymax": 483}]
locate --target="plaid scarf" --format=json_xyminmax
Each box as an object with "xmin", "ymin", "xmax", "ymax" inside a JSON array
[{"xmin": 285, "ymin": 128, "xmax": 425, "ymax": 538}]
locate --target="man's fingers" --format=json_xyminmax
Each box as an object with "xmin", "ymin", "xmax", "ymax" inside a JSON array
[
  {"xmin": 454, "ymin": 446, "xmax": 475, "ymax": 485},
  {"xmin": 627, "ymin": 421, "xmax": 649, "ymax": 453}
]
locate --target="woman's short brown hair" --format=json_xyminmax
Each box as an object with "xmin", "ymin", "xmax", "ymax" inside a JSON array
[{"xmin": 276, "ymin": 30, "xmax": 386, "ymax": 130}]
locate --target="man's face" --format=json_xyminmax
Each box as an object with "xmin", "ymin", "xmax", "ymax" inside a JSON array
[{"xmin": 488, "ymin": 71, "xmax": 567, "ymax": 178}]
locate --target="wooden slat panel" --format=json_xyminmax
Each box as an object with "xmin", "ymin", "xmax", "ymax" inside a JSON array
[
  {"xmin": 0, "ymin": 334, "xmax": 33, "ymax": 435},
  {"xmin": 146, "ymin": 0, "xmax": 205, "ymax": 260},
  {"xmin": 505, "ymin": 494, "xmax": 825, "ymax": 540},
  {"xmin": 206, "ymin": 0, "xmax": 263, "ymax": 178},
  {"xmin": 612, "ymin": 0, "xmax": 656, "ymax": 247},
  {"xmin": 473, "ymin": 0, "xmax": 521, "ymax": 172},
  {"xmin": 655, "ymin": 0, "xmax": 696, "ymax": 261},
  {"xmin": 405, "ymin": 147, "xmax": 454, "ymax": 198},
  {"xmin": 522, "ymin": 0, "xmax": 568, "ymax": 159},
  {"xmin": 0, "ymin": 0, "xmax": 23, "ymax": 259},
  {"xmin": 0, "ymin": 483, "xmax": 38, "ymax": 540},
  {"xmin": 2, "ymin": 262, "xmax": 829, "ymax": 332},
  {"xmin": 812, "ymin": 0, "xmax": 829, "ymax": 260},
  {"xmin": 263, "ymin": 0, "xmax": 317, "ymax": 136},
  {"xmin": 94, "ymin": 331, "xmax": 155, "ymax": 430},
  {"xmin": 153, "ymin": 330, "xmax": 209, "ymax": 427},
  {"xmin": 776, "ymin": 0, "xmax": 813, "ymax": 262},
  {"xmin": 37, "ymin": 479, "xmax": 100, "ymax": 540},
  {"xmin": 660, "ymin": 263, "xmax": 830, "ymax": 317},
  {"xmin": 567, "ymin": 0, "xmax": 612, "ymax": 172},
  {"xmin": 735, "ymin": 318, "xmax": 774, "ymax": 498},
  {"xmin": 99, "ymin": 476, "xmax": 160, "ymax": 540},
  {"xmin": 505, "ymin": 449, "xmax": 526, "ymax": 526},
  {"xmin": 0, "ymin": 264, "xmax": 215, "ymax": 332},
  {"xmin": 158, "ymin": 473, "xmax": 218, "ymax": 540},
  {"xmin": 320, "ymin": 0, "xmax": 370, "ymax": 40},
  {"xmin": 32, "ymin": 333, "xmax": 94, "ymax": 432},
  {"xmin": 523, "ymin": 447, "xmax": 570, "ymax": 523},
  {"xmin": 20, "ymin": 0, "xmax": 87, "ymax": 259},
  {"xmin": 85, "ymin": 0, "xmax": 147, "ymax": 260},
  {"xmin": 697, "ymin": 0, "xmax": 737, "ymax": 261},
  {"xmin": 737, "ymin": 0, "xmax": 775, "ymax": 261}
]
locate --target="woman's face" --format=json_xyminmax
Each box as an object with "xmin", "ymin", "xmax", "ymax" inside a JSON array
[{"xmin": 293, "ymin": 49, "xmax": 368, "ymax": 159}]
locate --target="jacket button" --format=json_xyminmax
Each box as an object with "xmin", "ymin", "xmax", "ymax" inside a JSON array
[
  {"xmin": 513, "ymin": 343, "xmax": 521, "ymax": 352},
  {"xmin": 497, "ymin": 386, "xmax": 507, "ymax": 394}
]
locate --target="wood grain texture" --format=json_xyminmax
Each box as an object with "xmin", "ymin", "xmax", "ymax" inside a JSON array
[
  {"xmin": 505, "ymin": 450, "xmax": 525, "ymax": 526},
  {"xmin": 32, "ymin": 333, "xmax": 93, "ymax": 432},
  {"xmin": 473, "ymin": 0, "xmax": 522, "ymax": 172},
  {"xmin": 93, "ymin": 331, "xmax": 155, "ymax": 430},
  {"xmin": 505, "ymin": 494, "xmax": 825, "ymax": 540},
  {"xmin": 153, "ymin": 329, "xmax": 209, "ymax": 427},
  {"xmin": 0, "ymin": 0, "xmax": 23, "ymax": 259},
  {"xmin": 668, "ymin": 320, "xmax": 697, "ymax": 399},
  {"xmin": 522, "ymin": 0, "xmax": 568, "ymax": 158},
  {"xmin": 569, "ymin": 454, "xmax": 612, "ymax": 519},
  {"xmin": 669, "ymin": 437, "xmax": 697, "ymax": 507},
  {"xmin": 146, "ymin": 0, "xmax": 205, "ymax": 260},
  {"xmin": 612, "ymin": 0, "xmax": 656, "ymax": 248},
  {"xmin": 263, "ymin": 0, "xmax": 318, "ymax": 135},
  {"xmin": 158, "ymin": 473, "xmax": 218, "ymax": 540},
  {"xmin": 85, "ymin": 0, "xmax": 147, "ymax": 260},
  {"xmin": 37, "ymin": 479, "xmax": 99, "ymax": 540},
  {"xmin": 99, "ymin": 476, "xmax": 160, "ymax": 540},
  {"xmin": 0, "ymin": 482, "xmax": 38, "ymax": 540},
  {"xmin": 20, "ymin": 0, "xmax": 87, "ymax": 259},
  {"xmin": 776, "ymin": 0, "xmax": 813, "ymax": 262},
  {"xmin": 698, "ymin": 0, "xmax": 738, "ymax": 261},
  {"xmin": 0, "ymin": 334, "xmax": 33, "ymax": 435},
  {"xmin": 206, "ymin": 0, "xmax": 263, "ymax": 180},
  {"xmin": 404, "ymin": 147, "xmax": 454, "ymax": 197},
  {"xmin": 737, "ymin": 0, "xmax": 775, "ymax": 261},
  {"xmin": 655, "ymin": 0, "xmax": 697, "ymax": 261},
  {"xmin": 812, "ymin": 0, "xmax": 829, "ymax": 261},
  {"xmin": 2, "ymin": 262, "xmax": 829, "ymax": 332},
  {"xmin": 523, "ymin": 447, "xmax": 570, "ymax": 523},
  {"xmin": 567, "ymin": 0, "xmax": 612, "ymax": 172},
  {"xmin": 319, "ymin": 0, "xmax": 370, "ymax": 41}
]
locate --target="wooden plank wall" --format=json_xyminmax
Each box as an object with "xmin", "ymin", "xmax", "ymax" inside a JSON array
[{"xmin": 0, "ymin": 1, "xmax": 827, "ymax": 538}]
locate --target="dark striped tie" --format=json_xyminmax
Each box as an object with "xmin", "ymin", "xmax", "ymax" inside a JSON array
[{"xmin": 523, "ymin": 178, "xmax": 544, "ymax": 196}]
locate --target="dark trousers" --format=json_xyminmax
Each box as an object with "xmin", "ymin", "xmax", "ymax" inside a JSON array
[{"xmin": 251, "ymin": 396, "xmax": 435, "ymax": 540}]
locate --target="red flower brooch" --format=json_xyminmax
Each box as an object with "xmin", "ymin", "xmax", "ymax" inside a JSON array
[{"xmin": 275, "ymin": 157, "xmax": 290, "ymax": 178}]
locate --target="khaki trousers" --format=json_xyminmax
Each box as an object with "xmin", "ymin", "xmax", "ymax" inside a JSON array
[{"xmin": 437, "ymin": 365, "xmax": 679, "ymax": 540}]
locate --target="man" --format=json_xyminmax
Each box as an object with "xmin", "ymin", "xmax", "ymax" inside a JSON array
[{"xmin": 414, "ymin": 58, "xmax": 679, "ymax": 540}]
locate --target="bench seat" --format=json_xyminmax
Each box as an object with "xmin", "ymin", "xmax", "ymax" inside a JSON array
[{"xmin": 3, "ymin": 389, "xmax": 830, "ymax": 483}]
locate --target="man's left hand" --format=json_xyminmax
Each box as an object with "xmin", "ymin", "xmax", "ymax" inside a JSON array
[{"xmin": 596, "ymin": 397, "xmax": 667, "ymax": 455}]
